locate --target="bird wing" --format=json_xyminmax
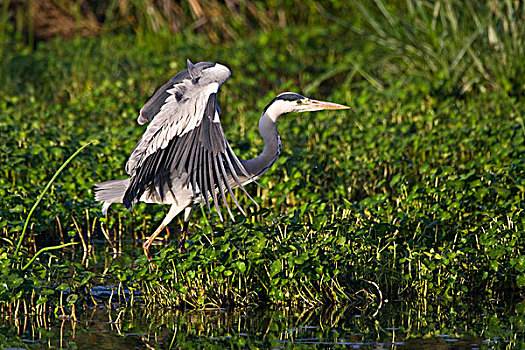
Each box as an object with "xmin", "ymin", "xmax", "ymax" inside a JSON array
[{"xmin": 123, "ymin": 62, "xmax": 252, "ymax": 220}]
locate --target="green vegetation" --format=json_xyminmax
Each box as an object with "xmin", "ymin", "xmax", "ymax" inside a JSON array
[{"xmin": 0, "ymin": 0, "xmax": 524, "ymax": 316}]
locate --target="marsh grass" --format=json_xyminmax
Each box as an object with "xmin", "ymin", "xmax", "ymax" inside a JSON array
[
  {"xmin": 15, "ymin": 141, "xmax": 93, "ymax": 257},
  {"xmin": 3, "ymin": 0, "xmax": 349, "ymax": 49},
  {"xmin": 136, "ymin": 206, "xmax": 382, "ymax": 309},
  {"xmin": 0, "ymin": 0, "xmax": 524, "ymax": 312},
  {"xmin": 0, "ymin": 141, "xmax": 100, "ymax": 320},
  {"xmin": 353, "ymin": 0, "xmax": 525, "ymax": 95}
]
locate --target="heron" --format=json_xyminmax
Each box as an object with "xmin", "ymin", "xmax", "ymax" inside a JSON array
[{"xmin": 94, "ymin": 60, "xmax": 349, "ymax": 260}]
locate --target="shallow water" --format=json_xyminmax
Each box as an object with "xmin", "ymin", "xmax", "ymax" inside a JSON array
[
  {"xmin": 2, "ymin": 298, "xmax": 523, "ymax": 349},
  {"xmin": 2, "ymin": 242, "xmax": 523, "ymax": 349}
]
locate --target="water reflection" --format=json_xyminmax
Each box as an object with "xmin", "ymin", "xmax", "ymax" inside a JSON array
[{"xmin": 0, "ymin": 299, "xmax": 523, "ymax": 349}]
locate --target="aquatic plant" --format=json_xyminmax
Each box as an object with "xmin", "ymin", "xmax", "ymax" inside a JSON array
[{"xmin": 0, "ymin": 0, "xmax": 523, "ymax": 312}]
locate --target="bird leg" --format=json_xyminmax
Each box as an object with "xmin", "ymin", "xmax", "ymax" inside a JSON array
[
  {"xmin": 143, "ymin": 222, "xmax": 167, "ymax": 261},
  {"xmin": 178, "ymin": 207, "xmax": 193, "ymax": 253},
  {"xmin": 143, "ymin": 204, "xmax": 181, "ymax": 261}
]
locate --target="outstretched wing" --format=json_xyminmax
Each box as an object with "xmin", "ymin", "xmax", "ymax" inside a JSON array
[{"xmin": 123, "ymin": 61, "xmax": 252, "ymax": 219}]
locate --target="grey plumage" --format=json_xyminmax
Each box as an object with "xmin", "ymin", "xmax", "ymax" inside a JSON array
[
  {"xmin": 137, "ymin": 61, "xmax": 217, "ymax": 125},
  {"xmin": 94, "ymin": 59, "xmax": 349, "ymax": 260},
  {"xmin": 94, "ymin": 178, "xmax": 130, "ymax": 215},
  {"xmin": 122, "ymin": 61, "xmax": 249, "ymax": 219}
]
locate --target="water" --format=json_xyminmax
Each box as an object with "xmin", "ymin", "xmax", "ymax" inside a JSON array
[
  {"xmin": 2, "ymin": 298, "xmax": 523, "ymax": 349},
  {"xmin": 3, "ymin": 243, "xmax": 523, "ymax": 348}
]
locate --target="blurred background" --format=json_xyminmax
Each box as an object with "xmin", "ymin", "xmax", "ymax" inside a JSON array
[{"xmin": 2, "ymin": 0, "xmax": 524, "ymax": 96}]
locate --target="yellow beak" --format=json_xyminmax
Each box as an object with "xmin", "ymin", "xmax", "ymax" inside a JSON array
[{"xmin": 306, "ymin": 99, "xmax": 351, "ymax": 111}]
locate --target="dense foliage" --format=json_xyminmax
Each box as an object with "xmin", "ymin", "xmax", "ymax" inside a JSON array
[{"xmin": 0, "ymin": 0, "xmax": 524, "ymax": 314}]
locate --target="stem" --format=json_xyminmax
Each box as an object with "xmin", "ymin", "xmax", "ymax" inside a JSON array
[
  {"xmin": 15, "ymin": 141, "xmax": 95, "ymax": 255},
  {"xmin": 21, "ymin": 242, "xmax": 78, "ymax": 270}
]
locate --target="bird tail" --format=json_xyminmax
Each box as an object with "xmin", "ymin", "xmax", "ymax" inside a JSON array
[{"xmin": 94, "ymin": 178, "xmax": 131, "ymax": 215}]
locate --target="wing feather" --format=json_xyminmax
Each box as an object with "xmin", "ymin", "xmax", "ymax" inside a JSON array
[
  {"xmin": 123, "ymin": 63, "xmax": 251, "ymax": 219},
  {"xmin": 213, "ymin": 154, "xmax": 233, "ymax": 220},
  {"xmin": 206, "ymin": 151, "xmax": 221, "ymax": 217},
  {"xmin": 200, "ymin": 148, "xmax": 211, "ymax": 212},
  {"xmin": 218, "ymin": 152, "xmax": 244, "ymax": 215}
]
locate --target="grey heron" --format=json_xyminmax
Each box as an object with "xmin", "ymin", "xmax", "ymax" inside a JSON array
[{"xmin": 94, "ymin": 60, "xmax": 349, "ymax": 260}]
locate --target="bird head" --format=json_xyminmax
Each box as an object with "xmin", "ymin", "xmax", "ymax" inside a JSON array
[{"xmin": 263, "ymin": 92, "xmax": 349, "ymax": 120}]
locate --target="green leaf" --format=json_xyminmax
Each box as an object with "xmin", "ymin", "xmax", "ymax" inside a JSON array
[
  {"xmin": 270, "ymin": 260, "xmax": 281, "ymax": 277},
  {"xmin": 389, "ymin": 174, "xmax": 402, "ymax": 187},
  {"xmin": 66, "ymin": 294, "xmax": 78, "ymax": 305},
  {"xmin": 8, "ymin": 276, "xmax": 24, "ymax": 289},
  {"xmin": 514, "ymin": 255, "xmax": 525, "ymax": 272},
  {"xmin": 236, "ymin": 261, "xmax": 246, "ymax": 274},
  {"xmin": 517, "ymin": 274, "xmax": 525, "ymax": 288},
  {"xmin": 40, "ymin": 288, "xmax": 55, "ymax": 296},
  {"xmin": 56, "ymin": 283, "xmax": 69, "ymax": 292}
]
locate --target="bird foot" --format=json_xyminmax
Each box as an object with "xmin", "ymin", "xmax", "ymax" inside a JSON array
[{"xmin": 143, "ymin": 243, "xmax": 154, "ymax": 261}]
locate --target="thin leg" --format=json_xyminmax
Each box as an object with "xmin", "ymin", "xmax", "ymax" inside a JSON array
[
  {"xmin": 143, "ymin": 222, "xmax": 166, "ymax": 261},
  {"xmin": 178, "ymin": 206, "xmax": 193, "ymax": 253},
  {"xmin": 143, "ymin": 204, "xmax": 185, "ymax": 260}
]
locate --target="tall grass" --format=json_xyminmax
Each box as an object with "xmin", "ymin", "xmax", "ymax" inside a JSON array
[
  {"xmin": 3, "ymin": 0, "xmax": 343, "ymax": 46},
  {"xmin": 353, "ymin": 0, "xmax": 525, "ymax": 95},
  {"xmin": 2, "ymin": 1, "xmax": 523, "ymax": 96}
]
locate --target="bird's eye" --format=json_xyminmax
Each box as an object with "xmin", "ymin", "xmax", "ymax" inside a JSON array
[{"xmin": 297, "ymin": 100, "xmax": 304, "ymax": 104}]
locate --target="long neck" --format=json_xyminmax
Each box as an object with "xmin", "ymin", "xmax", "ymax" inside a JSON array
[{"xmin": 241, "ymin": 108, "xmax": 282, "ymax": 179}]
